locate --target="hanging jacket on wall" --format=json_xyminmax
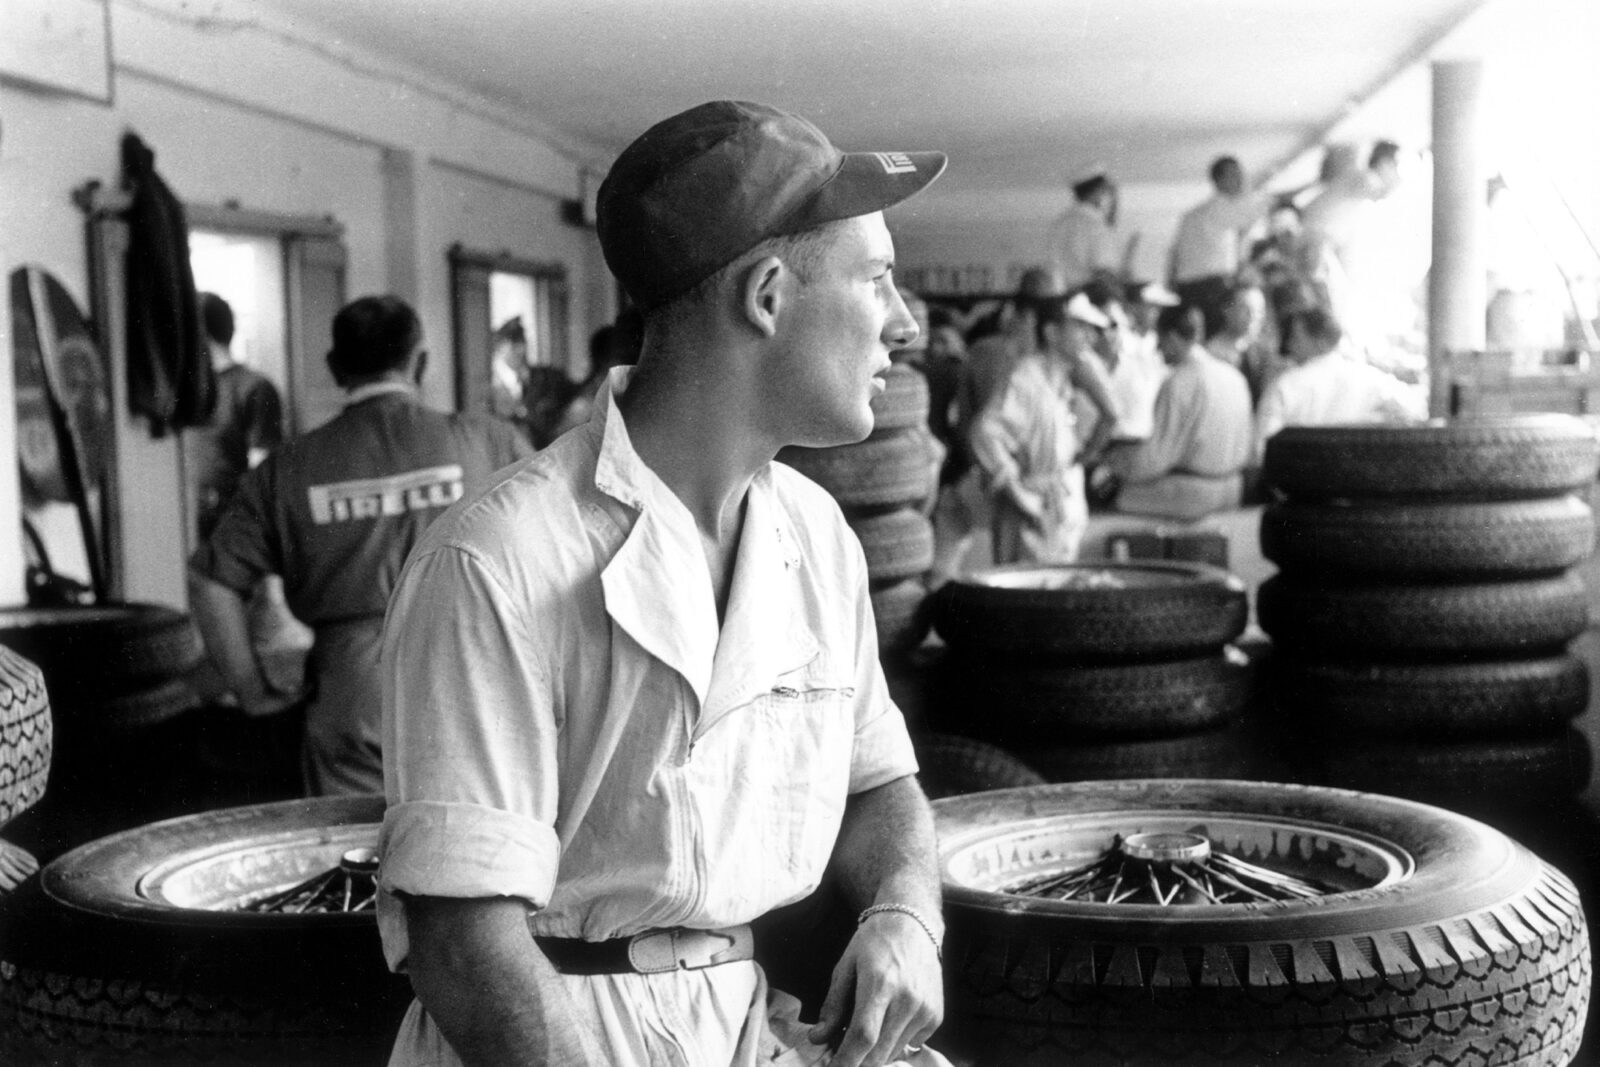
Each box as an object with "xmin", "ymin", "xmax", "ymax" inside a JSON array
[{"xmin": 122, "ymin": 131, "xmax": 215, "ymax": 436}]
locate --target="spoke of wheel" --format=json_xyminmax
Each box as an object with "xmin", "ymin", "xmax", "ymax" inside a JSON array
[
  {"xmin": 998, "ymin": 835, "xmax": 1339, "ymax": 905},
  {"xmin": 1173, "ymin": 863, "xmax": 1223, "ymax": 904},
  {"xmin": 1212, "ymin": 854, "xmax": 1327, "ymax": 898},
  {"xmin": 1202, "ymin": 862, "xmax": 1281, "ymax": 903}
]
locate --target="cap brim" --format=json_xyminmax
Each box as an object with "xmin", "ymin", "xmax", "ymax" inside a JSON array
[{"xmin": 785, "ymin": 150, "xmax": 948, "ymax": 231}]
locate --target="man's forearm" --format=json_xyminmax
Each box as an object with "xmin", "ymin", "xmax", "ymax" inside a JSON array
[
  {"xmin": 187, "ymin": 568, "xmax": 267, "ymax": 701},
  {"xmin": 831, "ymin": 775, "xmax": 942, "ymax": 925},
  {"xmin": 405, "ymin": 895, "xmax": 602, "ymax": 1067}
]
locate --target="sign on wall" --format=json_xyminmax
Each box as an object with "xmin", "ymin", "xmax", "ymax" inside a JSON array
[{"xmin": 0, "ymin": 0, "xmax": 113, "ymax": 104}]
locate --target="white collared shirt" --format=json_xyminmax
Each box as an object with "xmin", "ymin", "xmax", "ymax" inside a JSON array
[
  {"xmin": 377, "ymin": 367, "xmax": 916, "ymax": 962},
  {"xmin": 1171, "ymin": 189, "xmax": 1273, "ymax": 282}
]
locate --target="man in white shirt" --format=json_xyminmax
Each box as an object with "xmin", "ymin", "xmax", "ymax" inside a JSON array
[
  {"xmin": 1049, "ymin": 170, "xmax": 1131, "ymax": 293},
  {"xmin": 378, "ymin": 100, "xmax": 950, "ymax": 1067},
  {"xmin": 1169, "ymin": 156, "xmax": 1275, "ymax": 335},
  {"xmin": 1253, "ymin": 306, "xmax": 1425, "ymax": 462},
  {"xmin": 1109, "ymin": 282, "xmax": 1178, "ymax": 442}
]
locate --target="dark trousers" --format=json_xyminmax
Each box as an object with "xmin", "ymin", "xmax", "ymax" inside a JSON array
[{"xmin": 1175, "ymin": 275, "xmax": 1234, "ymax": 337}]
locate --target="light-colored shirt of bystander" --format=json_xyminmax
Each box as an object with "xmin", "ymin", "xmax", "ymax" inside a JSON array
[
  {"xmin": 1170, "ymin": 189, "xmax": 1274, "ymax": 283},
  {"xmin": 1253, "ymin": 349, "xmax": 1425, "ymax": 462},
  {"xmin": 1107, "ymin": 348, "xmax": 1253, "ymax": 520}
]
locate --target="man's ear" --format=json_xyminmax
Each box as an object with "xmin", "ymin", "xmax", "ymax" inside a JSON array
[{"xmin": 741, "ymin": 255, "xmax": 787, "ymax": 338}]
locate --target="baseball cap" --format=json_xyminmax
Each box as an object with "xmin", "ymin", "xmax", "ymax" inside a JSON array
[
  {"xmin": 1065, "ymin": 292, "xmax": 1112, "ymax": 330},
  {"xmin": 596, "ymin": 101, "xmax": 947, "ymax": 310}
]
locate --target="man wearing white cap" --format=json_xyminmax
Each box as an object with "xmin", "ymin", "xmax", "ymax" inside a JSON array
[
  {"xmin": 1048, "ymin": 168, "xmax": 1134, "ymax": 293},
  {"xmin": 1111, "ymin": 282, "xmax": 1180, "ymax": 441},
  {"xmin": 377, "ymin": 101, "xmax": 950, "ymax": 1067},
  {"xmin": 971, "ymin": 291, "xmax": 1119, "ymax": 563}
]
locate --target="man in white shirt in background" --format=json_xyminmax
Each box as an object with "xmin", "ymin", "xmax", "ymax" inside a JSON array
[
  {"xmin": 1050, "ymin": 168, "xmax": 1135, "ymax": 294},
  {"xmin": 1253, "ymin": 305, "xmax": 1425, "ymax": 463},
  {"xmin": 1168, "ymin": 155, "xmax": 1276, "ymax": 336},
  {"xmin": 1110, "ymin": 281, "xmax": 1179, "ymax": 442}
]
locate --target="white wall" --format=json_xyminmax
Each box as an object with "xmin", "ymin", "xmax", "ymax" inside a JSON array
[{"xmin": 0, "ymin": 0, "xmax": 610, "ymax": 609}]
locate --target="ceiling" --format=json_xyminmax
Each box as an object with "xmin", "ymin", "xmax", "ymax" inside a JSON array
[{"xmin": 253, "ymin": 0, "xmax": 1485, "ymax": 206}]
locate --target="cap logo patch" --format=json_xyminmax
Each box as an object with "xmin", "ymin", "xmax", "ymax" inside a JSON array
[{"xmin": 873, "ymin": 152, "xmax": 917, "ymax": 175}]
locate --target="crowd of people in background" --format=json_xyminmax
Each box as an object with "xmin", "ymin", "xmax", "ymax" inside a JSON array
[
  {"xmin": 183, "ymin": 139, "xmax": 1433, "ymax": 775},
  {"xmin": 906, "ymin": 143, "xmax": 1427, "ymax": 578}
]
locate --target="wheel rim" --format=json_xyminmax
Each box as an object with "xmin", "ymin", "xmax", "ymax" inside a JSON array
[
  {"xmin": 943, "ymin": 809, "xmax": 1412, "ymax": 908},
  {"xmin": 135, "ymin": 823, "xmax": 380, "ymax": 911},
  {"xmin": 965, "ymin": 564, "xmax": 1211, "ymax": 591}
]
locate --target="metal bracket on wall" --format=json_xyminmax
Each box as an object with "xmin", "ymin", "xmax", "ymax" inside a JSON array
[{"xmin": 71, "ymin": 179, "xmax": 133, "ymax": 219}]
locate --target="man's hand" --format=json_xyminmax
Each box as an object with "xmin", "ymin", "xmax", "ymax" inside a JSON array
[
  {"xmin": 1004, "ymin": 482, "xmax": 1046, "ymax": 522},
  {"xmin": 808, "ymin": 910, "xmax": 943, "ymax": 1066},
  {"xmin": 237, "ymin": 685, "xmax": 305, "ymax": 718}
]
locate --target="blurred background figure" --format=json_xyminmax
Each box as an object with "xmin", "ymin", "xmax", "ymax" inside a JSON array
[
  {"xmin": 545, "ymin": 308, "xmax": 644, "ymax": 445},
  {"xmin": 188, "ymin": 295, "xmax": 532, "ymax": 797},
  {"xmin": 1050, "ymin": 166, "xmax": 1138, "ymax": 293},
  {"xmin": 190, "ymin": 292, "xmax": 284, "ymax": 541},
  {"xmin": 972, "ymin": 293, "xmax": 1118, "ymax": 564},
  {"xmin": 1103, "ymin": 303, "xmax": 1252, "ymax": 521},
  {"xmin": 1253, "ymin": 305, "xmax": 1425, "ymax": 462},
  {"xmin": 187, "ymin": 292, "xmax": 309, "ymax": 703},
  {"xmin": 488, "ymin": 316, "xmax": 530, "ymax": 422},
  {"xmin": 1168, "ymin": 155, "xmax": 1280, "ymax": 336}
]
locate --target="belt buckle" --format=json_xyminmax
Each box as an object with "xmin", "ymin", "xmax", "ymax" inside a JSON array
[{"xmin": 627, "ymin": 926, "xmax": 750, "ymax": 974}]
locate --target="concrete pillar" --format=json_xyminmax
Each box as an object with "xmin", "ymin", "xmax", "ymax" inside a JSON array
[
  {"xmin": 1428, "ymin": 59, "xmax": 1488, "ymax": 417},
  {"xmin": 381, "ymin": 148, "xmax": 420, "ymax": 304}
]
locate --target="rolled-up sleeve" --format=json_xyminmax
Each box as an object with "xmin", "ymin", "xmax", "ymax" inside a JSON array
[
  {"xmin": 846, "ymin": 542, "xmax": 918, "ymax": 795},
  {"xmin": 376, "ymin": 542, "xmax": 561, "ymax": 971}
]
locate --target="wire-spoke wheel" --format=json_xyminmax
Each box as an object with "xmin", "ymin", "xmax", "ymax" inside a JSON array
[
  {"xmin": 935, "ymin": 779, "xmax": 1590, "ymax": 1066},
  {"xmin": 0, "ymin": 796, "xmax": 409, "ymax": 1066}
]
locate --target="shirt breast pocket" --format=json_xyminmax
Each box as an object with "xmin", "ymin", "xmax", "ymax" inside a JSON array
[{"xmin": 754, "ymin": 670, "xmax": 857, "ymax": 892}]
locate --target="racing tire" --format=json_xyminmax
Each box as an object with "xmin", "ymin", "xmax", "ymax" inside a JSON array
[
  {"xmin": 1274, "ymin": 653, "xmax": 1590, "ymax": 740},
  {"xmin": 0, "ymin": 647, "xmax": 51, "ymax": 827},
  {"xmin": 1260, "ymin": 495, "xmax": 1596, "ymax": 580},
  {"xmin": 94, "ymin": 676, "xmax": 203, "ymax": 731},
  {"xmin": 912, "ymin": 733, "xmax": 1045, "ymax": 800},
  {"xmin": 1261, "ymin": 415, "xmax": 1600, "ymax": 501},
  {"xmin": 1257, "ymin": 572, "xmax": 1590, "ymax": 659},
  {"xmin": 870, "ymin": 362, "xmax": 930, "ymax": 433},
  {"xmin": 0, "ymin": 604, "xmax": 205, "ymax": 706},
  {"xmin": 872, "ymin": 578, "xmax": 930, "ymax": 659},
  {"xmin": 0, "ymin": 796, "xmax": 411, "ymax": 1066},
  {"xmin": 851, "ymin": 508, "xmax": 935, "ymax": 584},
  {"xmin": 1025, "ymin": 724, "xmax": 1262, "ymax": 782},
  {"xmin": 932, "ymin": 562, "xmax": 1248, "ymax": 663},
  {"xmin": 1312, "ymin": 728, "xmax": 1594, "ymax": 809},
  {"xmin": 934, "ymin": 778, "xmax": 1591, "ymax": 1066},
  {"xmin": 932, "ymin": 648, "xmax": 1253, "ymax": 742},
  {"xmin": 779, "ymin": 428, "xmax": 935, "ymax": 511}
]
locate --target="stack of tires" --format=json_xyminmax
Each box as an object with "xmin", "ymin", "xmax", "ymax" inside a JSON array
[
  {"xmin": 925, "ymin": 562, "xmax": 1260, "ymax": 781},
  {"xmin": 933, "ymin": 779, "xmax": 1591, "ymax": 1067},
  {"xmin": 1259, "ymin": 416, "xmax": 1600, "ymax": 813},
  {"xmin": 0, "ymin": 603, "xmax": 206, "ymax": 859},
  {"xmin": 778, "ymin": 362, "xmax": 941, "ymax": 660},
  {"xmin": 0, "ymin": 646, "xmax": 51, "ymax": 890},
  {"xmin": 0, "ymin": 796, "xmax": 412, "ymax": 1066}
]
